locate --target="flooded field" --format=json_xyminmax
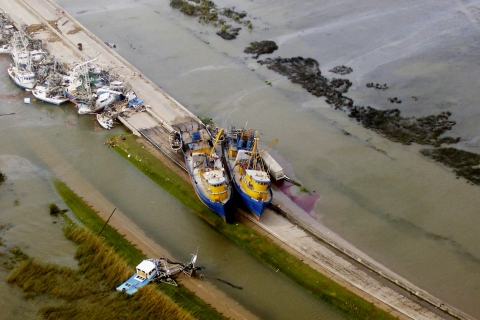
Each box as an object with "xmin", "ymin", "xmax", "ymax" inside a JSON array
[
  {"xmin": 0, "ymin": 50, "xmax": 344, "ymax": 320},
  {"xmin": 50, "ymin": 0, "xmax": 480, "ymax": 317}
]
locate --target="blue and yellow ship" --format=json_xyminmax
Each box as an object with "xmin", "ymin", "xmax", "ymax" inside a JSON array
[
  {"xmin": 224, "ymin": 127, "xmax": 273, "ymax": 220},
  {"xmin": 179, "ymin": 123, "xmax": 232, "ymax": 221}
]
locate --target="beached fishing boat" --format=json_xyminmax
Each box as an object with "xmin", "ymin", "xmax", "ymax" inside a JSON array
[
  {"xmin": 0, "ymin": 44, "xmax": 11, "ymax": 53},
  {"xmin": 96, "ymin": 111, "xmax": 114, "ymax": 129},
  {"xmin": 7, "ymin": 65, "xmax": 36, "ymax": 89},
  {"xmin": 31, "ymin": 85, "xmax": 69, "ymax": 105},
  {"xmin": 180, "ymin": 123, "xmax": 232, "ymax": 221},
  {"xmin": 63, "ymin": 58, "xmax": 97, "ymax": 104},
  {"xmin": 116, "ymin": 254, "xmax": 201, "ymax": 294},
  {"xmin": 224, "ymin": 127, "xmax": 273, "ymax": 220}
]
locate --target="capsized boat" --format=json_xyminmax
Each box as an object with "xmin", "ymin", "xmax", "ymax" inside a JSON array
[
  {"xmin": 224, "ymin": 127, "xmax": 273, "ymax": 220},
  {"xmin": 180, "ymin": 123, "xmax": 232, "ymax": 221},
  {"xmin": 96, "ymin": 111, "xmax": 114, "ymax": 129},
  {"xmin": 32, "ymin": 85, "xmax": 69, "ymax": 105},
  {"xmin": 116, "ymin": 254, "xmax": 201, "ymax": 294}
]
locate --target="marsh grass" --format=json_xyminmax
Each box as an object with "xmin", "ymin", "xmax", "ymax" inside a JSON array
[
  {"xmin": 52, "ymin": 180, "xmax": 225, "ymax": 320},
  {"xmin": 7, "ymin": 219, "xmax": 194, "ymax": 320},
  {"xmin": 111, "ymin": 133, "xmax": 398, "ymax": 319}
]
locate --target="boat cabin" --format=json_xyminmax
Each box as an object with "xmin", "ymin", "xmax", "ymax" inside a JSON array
[
  {"xmin": 30, "ymin": 50, "xmax": 45, "ymax": 62},
  {"xmin": 134, "ymin": 260, "xmax": 157, "ymax": 281},
  {"xmin": 201, "ymin": 168, "xmax": 228, "ymax": 202}
]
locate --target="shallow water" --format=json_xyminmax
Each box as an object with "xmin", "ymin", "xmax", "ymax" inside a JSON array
[{"xmin": 49, "ymin": 0, "xmax": 480, "ymax": 317}]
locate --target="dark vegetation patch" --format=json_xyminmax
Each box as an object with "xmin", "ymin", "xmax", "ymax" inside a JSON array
[
  {"xmin": 329, "ymin": 65, "xmax": 352, "ymax": 75},
  {"xmin": 244, "ymin": 40, "xmax": 278, "ymax": 58},
  {"xmin": 49, "ymin": 203, "xmax": 69, "ymax": 216},
  {"xmin": 259, "ymin": 57, "xmax": 353, "ymax": 108},
  {"xmin": 349, "ymin": 109, "xmax": 459, "ymax": 146},
  {"xmin": 169, "ymin": 0, "xmax": 252, "ymax": 40},
  {"xmin": 366, "ymin": 82, "xmax": 389, "ymax": 90},
  {"xmin": 260, "ymin": 56, "xmax": 459, "ymax": 147},
  {"xmin": 216, "ymin": 25, "xmax": 240, "ymax": 40},
  {"xmin": 420, "ymin": 148, "xmax": 480, "ymax": 184},
  {"xmin": 0, "ymin": 171, "xmax": 5, "ymax": 185}
]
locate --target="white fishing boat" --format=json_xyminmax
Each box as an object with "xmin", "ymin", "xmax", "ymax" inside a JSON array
[
  {"xmin": 11, "ymin": 50, "xmax": 29, "ymax": 68},
  {"xmin": 31, "ymin": 85, "xmax": 69, "ymax": 105},
  {"xmin": 7, "ymin": 66, "xmax": 36, "ymax": 89},
  {"xmin": 77, "ymin": 103, "xmax": 94, "ymax": 114},
  {"xmin": 0, "ymin": 44, "xmax": 11, "ymax": 53},
  {"xmin": 30, "ymin": 49, "xmax": 46, "ymax": 62},
  {"xmin": 63, "ymin": 58, "xmax": 97, "ymax": 104},
  {"xmin": 96, "ymin": 112, "xmax": 114, "ymax": 129},
  {"xmin": 93, "ymin": 92, "xmax": 115, "ymax": 112}
]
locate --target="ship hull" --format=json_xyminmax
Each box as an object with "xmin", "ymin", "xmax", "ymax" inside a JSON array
[
  {"xmin": 234, "ymin": 177, "xmax": 271, "ymax": 219},
  {"xmin": 7, "ymin": 67, "xmax": 36, "ymax": 89},
  {"xmin": 184, "ymin": 152, "xmax": 230, "ymax": 221},
  {"xmin": 224, "ymin": 150, "xmax": 271, "ymax": 220}
]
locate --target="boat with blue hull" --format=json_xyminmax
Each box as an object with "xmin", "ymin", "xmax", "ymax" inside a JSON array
[
  {"xmin": 117, "ymin": 254, "xmax": 200, "ymax": 294},
  {"xmin": 224, "ymin": 127, "xmax": 273, "ymax": 220},
  {"xmin": 179, "ymin": 123, "xmax": 232, "ymax": 221}
]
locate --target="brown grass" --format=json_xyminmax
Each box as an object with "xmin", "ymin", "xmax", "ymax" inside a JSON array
[{"xmin": 7, "ymin": 221, "xmax": 193, "ymax": 320}]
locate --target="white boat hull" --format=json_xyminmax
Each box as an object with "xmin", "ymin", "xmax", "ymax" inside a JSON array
[
  {"xmin": 32, "ymin": 87, "xmax": 69, "ymax": 105},
  {"xmin": 7, "ymin": 67, "xmax": 36, "ymax": 90}
]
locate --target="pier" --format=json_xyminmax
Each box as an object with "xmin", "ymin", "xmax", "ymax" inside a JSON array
[{"xmin": 0, "ymin": 0, "xmax": 474, "ymax": 319}]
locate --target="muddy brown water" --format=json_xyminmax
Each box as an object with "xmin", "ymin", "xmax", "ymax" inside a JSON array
[{"xmin": 50, "ymin": 0, "xmax": 480, "ymax": 317}]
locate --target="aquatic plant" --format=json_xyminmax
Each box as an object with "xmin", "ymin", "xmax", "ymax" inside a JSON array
[
  {"xmin": 421, "ymin": 148, "xmax": 480, "ymax": 185},
  {"xmin": 260, "ymin": 56, "xmax": 459, "ymax": 147},
  {"xmin": 329, "ymin": 65, "xmax": 353, "ymax": 75},
  {"xmin": 49, "ymin": 202, "xmax": 69, "ymax": 216},
  {"xmin": 169, "ymin": 0, "xmax": 251, "ymax": 40},
  {"xmin": 244, "ymin": 40, "xmax": 278, "ymax": 58},
  {"xmin": 0, "ymin": 171, "xmax": 5, "ymax": 185}
]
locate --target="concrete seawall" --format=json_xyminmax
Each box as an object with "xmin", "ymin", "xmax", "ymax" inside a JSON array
[{"xmin": 0, "ymin": 0, "xmax": 473, "ymax": 319}]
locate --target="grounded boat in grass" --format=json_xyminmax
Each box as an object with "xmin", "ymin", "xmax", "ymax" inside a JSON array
[
  {"xmin": 117, "ymin": 254, "xmax": 201, "ymax": 294},
  {"xmin": 224, "ymin": 127, "xmax": 273, "ymax": 220},
  {"xmin": 179, "ymin": 123, "xmax": 232, "ymax": 221}
]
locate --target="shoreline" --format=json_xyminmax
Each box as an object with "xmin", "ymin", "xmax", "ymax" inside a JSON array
[{"xmin": 0, "ymin": 0, "xmax": 468, "ymax": 318}]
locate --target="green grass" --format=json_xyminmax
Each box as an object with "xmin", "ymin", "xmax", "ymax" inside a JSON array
[
  {"xmin": 109, "ymin": 134, "xmax": 398, "ymax": 319},
  {"xmin": 53, "ymin": 180, "xmax": 225, "ymax": 320}
]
